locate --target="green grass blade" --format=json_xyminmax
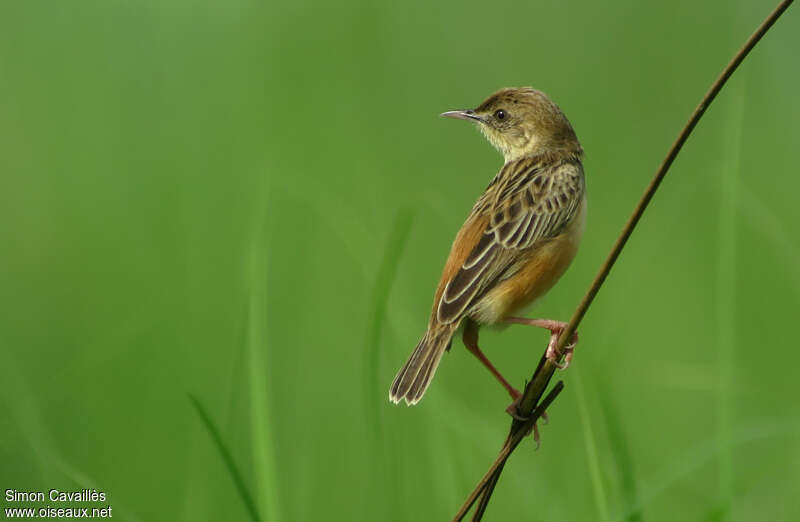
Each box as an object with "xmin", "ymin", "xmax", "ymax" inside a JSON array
[
  {"xmin": 246, "ymin": 177, "xmax": 282, "ymax": 522},
  {"xmin": 574, "ymin": 370, "xmax": 610, "ymax": 522},
  {"xmin": 189, "ymin": 395, "xmax": 262, "ymax": 522},
  {"xmin": 595, "ymin": 378, "xmax": 643, "ymax": 522},
  {"xmin": 714, "ymin": 74, "xmax": 746, "ymax": 508},
  {"xmin": 360, "ymin": 209, "xmax": 414, "ymax": 522},
  {"xmin": 364, "ymin": 208, "xmax": 414, "ymax": 433}
]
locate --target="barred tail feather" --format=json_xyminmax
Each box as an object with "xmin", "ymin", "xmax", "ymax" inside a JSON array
[{"xmin": 389, "ymin": 326, "xmax": 455, "ymax": 405}]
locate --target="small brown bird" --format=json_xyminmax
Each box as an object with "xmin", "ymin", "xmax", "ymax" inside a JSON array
[{"xmin": 390, "ymin": 87, "xmax": 585, "ymax": 408}]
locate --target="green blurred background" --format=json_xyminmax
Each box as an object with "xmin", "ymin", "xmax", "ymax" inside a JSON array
[{"xmin": 2, "ymin": 0, "xmax": 799, "ymax": 520}]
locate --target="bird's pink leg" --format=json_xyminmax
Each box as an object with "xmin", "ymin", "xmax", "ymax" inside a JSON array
[
  {"xmin": 463, "ymin": 320, "xmax": 521, "ymax": 400},
  {"xmin": 464, "ymin": 320, "xmax": 549, "ymax": 446},
  {"xmin": 504, "ymin": 317, "xmax": 579, "ymax": 369}
]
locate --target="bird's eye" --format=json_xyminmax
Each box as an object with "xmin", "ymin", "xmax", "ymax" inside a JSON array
[{"xmin": 495, "ymin": 109, "xmax": 506, "ymax": 120}]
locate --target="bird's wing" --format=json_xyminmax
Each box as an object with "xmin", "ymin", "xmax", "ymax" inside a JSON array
[{"xmin": 436, "ymin": 154, "xmax": 584, "ymax": 324}]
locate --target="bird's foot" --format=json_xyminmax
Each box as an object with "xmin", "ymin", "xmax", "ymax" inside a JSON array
[
  {"xmin": 545, "ymin": 328, "xmax": 578, "ymax": 369},
  {"xmin": 505, "ymin": 396, "xmax": 548, "ymax": 449},
  {"xmin": 504, "ymin": 317, "xmax": 579, "ymax": 369}
]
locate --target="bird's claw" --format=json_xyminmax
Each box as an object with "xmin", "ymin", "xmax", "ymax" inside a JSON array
[
  {"xmin": 505, "ymin": 400, "xmax": 545, "ymax": 449},
  {"xmin": 505, "ymin": 400, "xmax": 529, "ymax": 421},
  {"xmin": 545, "ymin": 331, "xmax": 578, "ymax": 369}
]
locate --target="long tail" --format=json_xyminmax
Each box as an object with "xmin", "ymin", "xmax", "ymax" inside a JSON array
[{"xmin": 389, "ymin": 325, "xmax": 457, "ymax": 405}]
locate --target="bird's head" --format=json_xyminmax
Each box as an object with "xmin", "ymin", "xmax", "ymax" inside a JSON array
[{"xmin": 441, "ymin": 87, "xmax": 581, "ymax": 162}]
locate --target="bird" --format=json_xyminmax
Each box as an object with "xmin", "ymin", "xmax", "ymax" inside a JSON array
[{"xmin": 389, "ymin": 87, "xmax": 586, "ymax": 410}]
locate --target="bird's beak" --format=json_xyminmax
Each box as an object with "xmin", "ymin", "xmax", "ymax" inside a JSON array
[{"xmin": 440, "ymin": 109, "xmax": 484, "ymax": 123}]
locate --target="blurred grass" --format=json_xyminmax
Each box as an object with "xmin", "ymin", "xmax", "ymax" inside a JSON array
[
  {"xmin": 245, "ymin": 180, "xmax": 282, "ymax": 522},
  {"xmin": 364, "ymin": 209, "xmax": 414, "ymax": 435},
  {"xmin": 574, "ymin": 371, "xmax": 610, "ymax": 522},
  {"xmin": 714, "ymin": 74, "xmax": 746, "ymax": 515},
  {"xmin": 189, "ymin": 395, "xmax": 261, "ymax": 522},
  {"xmin": 362, "ymin": 210, "xmax": 413, "ymax": 521},
  {"xmin": 595, "ymin": 376, "xmax": 643, "ymax": 522},
  {"xmin": 1, "ymin": 1, "xmax": 799, "ymax": 521}
]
